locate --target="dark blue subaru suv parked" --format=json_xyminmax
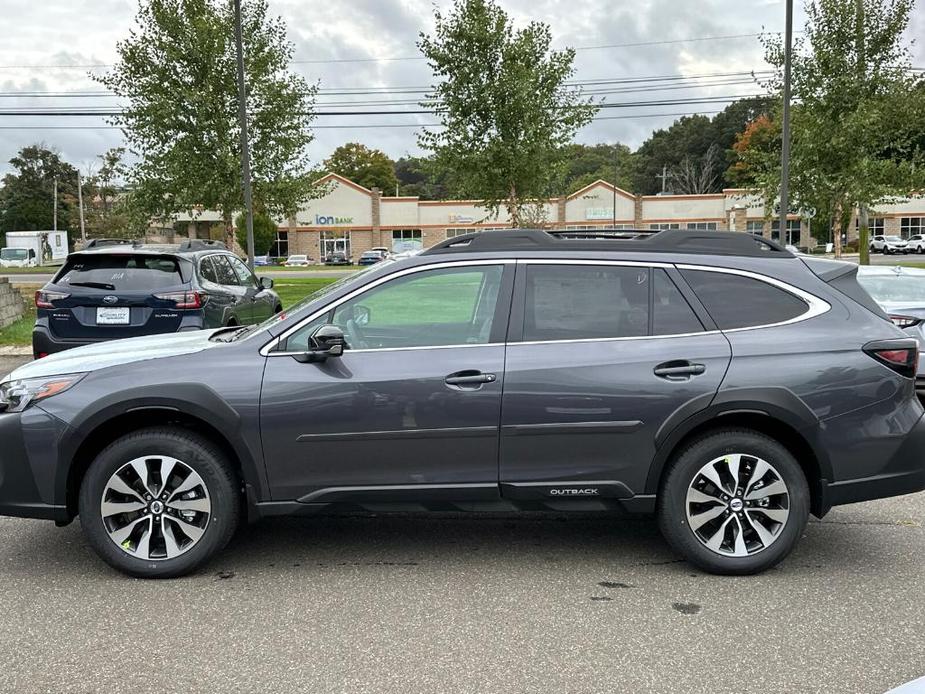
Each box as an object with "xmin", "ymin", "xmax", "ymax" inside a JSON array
[
  {"xmin": 2, "ymin": 229, "xmax": 923, "ymax": 578},
  {"xmin": 32, "ymin": 239, "xmax": 283, "ymax": 358}
]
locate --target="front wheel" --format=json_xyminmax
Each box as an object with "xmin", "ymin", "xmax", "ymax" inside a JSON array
[
  {"xmin": 78, "ymin": 427, "xmax": 240, "ymax": 578},
  {"xmin": 657, "ymin": 429, "xmax": 809, "ymax": 575}
]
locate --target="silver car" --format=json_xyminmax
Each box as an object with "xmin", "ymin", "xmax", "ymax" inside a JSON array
[{"xmin": 856, "ymin": 265, "xmax": 925, "ymax": 388}]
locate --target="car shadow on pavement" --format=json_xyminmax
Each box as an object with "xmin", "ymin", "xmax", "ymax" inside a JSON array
[{"xmin": 0, "ymin": 510, "xmax": 911, "ymax": 580}]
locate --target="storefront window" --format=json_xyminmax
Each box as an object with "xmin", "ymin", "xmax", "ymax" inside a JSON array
[
  {"xmin": 270, "ymin": 231, "xmax": 288, "ymax": 259},
  {"xmin": 685, "ymin": 222, "xmax": 718, "ymax": 231},
  {"xmin": 746, "ymin": 221, "xmax": 765, "ymax": 236},
  {"xmin": 900, "ymin": 218, "xmax": 924, "ymax": 239},
  {"xmin": 855, "ymin": 217, "xmax": 885, "ymax": 235},
  {"xmin": 392, "ymin": 229, "xmax": 423, "ymax": 252},
  {"xmin": 321, "ymin": 231, "xmax": 350, "ymax": 259},
  {"xmin": 649, "ymin": 223, "xmax": 680, "ymax": 230},
  {"xmin": 771, "ymin": 220, "xmax": 802, "ymax": 245}
]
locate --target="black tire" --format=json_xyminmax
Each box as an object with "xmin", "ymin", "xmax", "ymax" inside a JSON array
[
  {"xmin": 274, "ymin": 304, "xmax": 283, "ymax": 314},
  {"xmin": 657, "ymin": 429, "xmax": 809, "ymax": 575},
  {"xmin": 78, "ymin": 427, "xmax": 240, "ymax": 578}
]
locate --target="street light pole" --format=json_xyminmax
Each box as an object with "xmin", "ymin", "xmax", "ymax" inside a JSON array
[
  {"xmin": 233, "ymin": 0, "xmax": 256, "ymax": 270},
  {"xmin": 77, "ymin": 172, "xmax": 86, "ymax": 243},
  {"xmin": 778, "ymin": 0, "xmax": 794, "ymax": 247}
]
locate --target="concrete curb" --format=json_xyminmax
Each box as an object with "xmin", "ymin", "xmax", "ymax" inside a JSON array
[{"xmin": 0, "ymin": 345, "xmax": 32, "ymax": 356}]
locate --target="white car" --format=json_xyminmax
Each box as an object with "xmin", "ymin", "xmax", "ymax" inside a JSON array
[
  {"xmin": 905, "ymin": 234, "xmax": 925, "ymax": 254},
  {"xmin": 284, "ymin": 254, "xmax": 311, "ymax": 267},
  {"xmin": 870, "ymin": 235, "xmax": 909, "ymax": 254}
]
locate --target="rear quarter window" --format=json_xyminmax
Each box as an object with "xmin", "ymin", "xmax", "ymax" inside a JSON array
[{"xmin": 680, "ymin": 269, "xmax": 809, "ymax": 330}]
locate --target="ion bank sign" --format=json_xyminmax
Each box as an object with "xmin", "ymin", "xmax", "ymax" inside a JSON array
[{"xmin": 314, "ymin": 215, "xmax": 354, "ymax": 225}]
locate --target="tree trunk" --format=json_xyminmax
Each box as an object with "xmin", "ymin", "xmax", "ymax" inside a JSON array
[
  {"xmin": 507, "ymin": 183, "xmax": 520, "ymax": 228},
  {"xmin": 223, "ymin": 212, "xmax": 234, "ymax": 249},
  {"xmin": 858, "ymin": 203, "xmax": 870, "ymax": 265}
]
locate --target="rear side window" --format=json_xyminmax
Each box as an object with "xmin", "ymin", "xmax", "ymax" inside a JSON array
[
  {"xmin": 653, "ymin": 270, "xmax": 704, "ymax": 335},
  {"xmin": 57, "ymin": 254, "xmax": 185, "ymax": 290},
  {"xmin": 524, "ymin": 265, "xmax": 650, "ymax": 341},
  {"xmin": 680, "ymin": 269, "xmax": 808, "ymax": 330},
  {"xmin": 199, "ymin": 257, "xmax": 218, "ymax": 284}
]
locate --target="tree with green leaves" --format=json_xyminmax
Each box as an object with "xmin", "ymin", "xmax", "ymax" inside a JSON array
[
  {"xmin": 394, "ymin": 155, "xmax": 452, "ymax": 200},
  {"xmin": 741, "ymin": 0, "xmax": 925, "ymax": 260},
  {"xmin": 324, "ymin": 143, "xmax": 399, "ymax": 194},
  {"xmin": 98, "ymin": 0, "xmax": 321, "ymax": 242},
  {"xmin": 559, "ymin": 143, "xmax": 636, "ymax": 194},
  {"xmin": 0, "ymin": 144, "xmax": 77, "ymax": 234},
  {"xmin": 234, "ymin": 211, "xmax": 276, "ymax": 256},
  {"xmin": 417, "ymin": 0, "xmax": 596, "ymax": 226}
]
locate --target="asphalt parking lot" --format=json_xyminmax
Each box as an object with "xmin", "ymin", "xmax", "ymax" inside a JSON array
[{"xmin": 0, "ymin": 356, "xmax": 922, "ymax": 694}]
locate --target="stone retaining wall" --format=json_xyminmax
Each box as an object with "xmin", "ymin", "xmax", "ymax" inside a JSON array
[{"xmin": 0, "ymin": 279, "xmax": 25, "ymax": 328}]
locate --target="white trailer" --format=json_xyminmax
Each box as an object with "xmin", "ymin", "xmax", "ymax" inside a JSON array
[{"xmin": 1, "ymin": 230, "xmax": 69, "ymax": 267}]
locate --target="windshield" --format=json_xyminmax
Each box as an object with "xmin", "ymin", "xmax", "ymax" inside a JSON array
[
  {"xmin": 236, "ymin": 261, "xmax": 390, "ymax": 341},
  {"xmin": 857, "ymin": 274, "xmax": 925, "ymax": 304},
  {"xmin": 1, "ymin": 248, "xmax": 28, "ymax": 260}
]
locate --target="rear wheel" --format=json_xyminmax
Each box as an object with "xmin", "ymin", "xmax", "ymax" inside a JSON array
[
  {"xmin": 78, "ymin": 427, "xmax": 240, "ymax": 578},
  {"xmin": 657, "ymin": 429, "xmax": 809, "ymax": 575}
]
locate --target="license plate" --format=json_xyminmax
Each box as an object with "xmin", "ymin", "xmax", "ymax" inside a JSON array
[{"xmin": 96, "ymin": 307, "xmax": 130, "ymax": 325}]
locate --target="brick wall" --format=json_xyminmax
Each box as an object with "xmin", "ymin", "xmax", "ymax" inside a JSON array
[
  {"xmin": 0, "ymin": 279, "xmax": 25, "ymax": 328},
  {"xmin": 423, "ymin": 228, "xmax": 446, "ymax": 248}
]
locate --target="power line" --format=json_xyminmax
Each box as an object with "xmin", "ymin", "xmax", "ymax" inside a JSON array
[
  {"xmin": 0, "ymin": 111, "xmax": 725, "ymax": 130},
  {"xmin": 0, "ymin": 93, "xmax": 764, "ymax": 118},
  {"xmin": 0, "ymin": 33, "xmax": 778, "ymax": 70}
]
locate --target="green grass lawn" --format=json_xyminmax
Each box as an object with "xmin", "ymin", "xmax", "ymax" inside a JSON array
[
  {"xmin": 0, "ymin": 284, "xmax": 40, "ymax": 347},
  {"xmin": 272, "ymin": 277, "xmax": 338, "ymax": 308}
]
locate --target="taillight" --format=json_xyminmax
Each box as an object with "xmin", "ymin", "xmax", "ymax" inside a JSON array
[
  {"xmin": 864, "ymin": 340, "xmax": 919, "ymax": 377},
  {"xmin": 153, "ymin": 291, "xmax": 205, "ymax": 309},
  {"xmin": 34, "ymin": 290, "xmax": 69, "ymax": 309},
  {"xmin": 890, "ymin": 315, "xmax": 923, "ymax": 329}
]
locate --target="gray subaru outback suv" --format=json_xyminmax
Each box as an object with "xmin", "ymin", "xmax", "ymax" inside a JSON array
[{"xmin": 1, "ymin": 229, "xmax": 923, "ymax": 578}]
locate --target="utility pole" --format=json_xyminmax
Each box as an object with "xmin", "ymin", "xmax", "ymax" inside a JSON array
[
  {"xmin": 656, "ymin": 164, "xmax": 669, "ymax": 194},
  {"xmin": 77, "ymin": 172, "xmax": 87, "ymax": 243},
  {"xmin": 612, "ymin": 146, "xmax": 618, "ymax": 230},
  {"xmin": 52, "ymin": 176, "xmax": 58, "ymax": 232},
  {"xmin": 779, "ymin": 0, "xmax": 794, "ymax": 249},
  {"xmin": 233, "ymin": 0, "xmax": 256, "ymax": 270},
  {"xmin": 856, "ymin": 0, "xmax": 870, "ymax": 265}
]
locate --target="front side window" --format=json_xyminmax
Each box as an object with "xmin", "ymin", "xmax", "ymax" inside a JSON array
[
  {"xmin": 283, "ymin": 265, "xmax": 505, "ymax": 352},
  {"xmin": 680, "ymin": 269, "xmax": 808, "ymax": 330},
  {"xmin": 226, "ymin": 255, "xmax": 258, "ymax": 288},
  {"xmin": 209, "ymin": 255, "xmax": 239, "ymax": 286},
  {"xmin": 523, "ymin": 265, "xmax": 650, "ymax": 341}
]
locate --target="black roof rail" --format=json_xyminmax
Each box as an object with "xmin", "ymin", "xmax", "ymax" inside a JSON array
[
  {"xmin": 422, "ymin": 228, "xmax": 793, "ymax": 258},
  {"xmin": 178, "ymin": 239, "xmax": 227, "ymax": 252},
  {"xmin": 83, "ymin": 238, "xmax": 136, "ymax": 249}
]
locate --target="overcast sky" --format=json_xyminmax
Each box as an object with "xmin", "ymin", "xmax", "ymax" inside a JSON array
[{"xmin": 0, "ymin": 0, "xmax": 922, "ymax": 177}]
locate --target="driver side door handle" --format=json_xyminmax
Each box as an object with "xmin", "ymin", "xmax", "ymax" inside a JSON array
[{"xmin": 445, "ymin": 370, "xmax": 497, "ymax": 389}]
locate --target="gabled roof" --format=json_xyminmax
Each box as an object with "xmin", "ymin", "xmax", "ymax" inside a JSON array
[
  {"xmin": 567, "ymin": 179, "xmax": 636, "ymax": 201},
  {"xmin": 315, "ymin": 172, "xmax": 374, "ymax": 196}
]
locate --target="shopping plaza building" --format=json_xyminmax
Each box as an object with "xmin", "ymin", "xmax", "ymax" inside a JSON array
[{"xmin": 180, "ymin": 172, "xmax": 925, "ymax": 258}]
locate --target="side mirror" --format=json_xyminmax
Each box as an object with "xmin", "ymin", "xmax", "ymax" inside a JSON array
[
  {"xmin": 292, "ymin": 324, "xmax": 345, "ymax": 363},
  {"xmin": 260, "ymin": 276, "xmax": 274, "ymax": 290}
]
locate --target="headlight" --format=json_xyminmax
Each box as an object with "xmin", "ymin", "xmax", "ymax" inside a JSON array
[{"xmin": 0, "ymin": 373, "xmax": 86, "ymax": 413}]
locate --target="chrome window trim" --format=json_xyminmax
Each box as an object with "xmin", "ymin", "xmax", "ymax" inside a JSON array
[
  {"xmin": 260, "ymin": 259, "xmax": 514, "ymax": 356},
  {"xmin": 673, "ymin": 263, "xmax": 831, "ymax": 331},
  {"xmin": 260, "ymin": 257, "xmax": 831, "ymax": 356}
]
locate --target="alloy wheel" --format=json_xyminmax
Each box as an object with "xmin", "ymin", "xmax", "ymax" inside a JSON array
[
  {"xmin": 685, "ymin": 453, "xmax": 790, "ymax": 557},
  {"xmin": 100, "ymin": 455, "xmax": 212, "ymax": 561}
]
